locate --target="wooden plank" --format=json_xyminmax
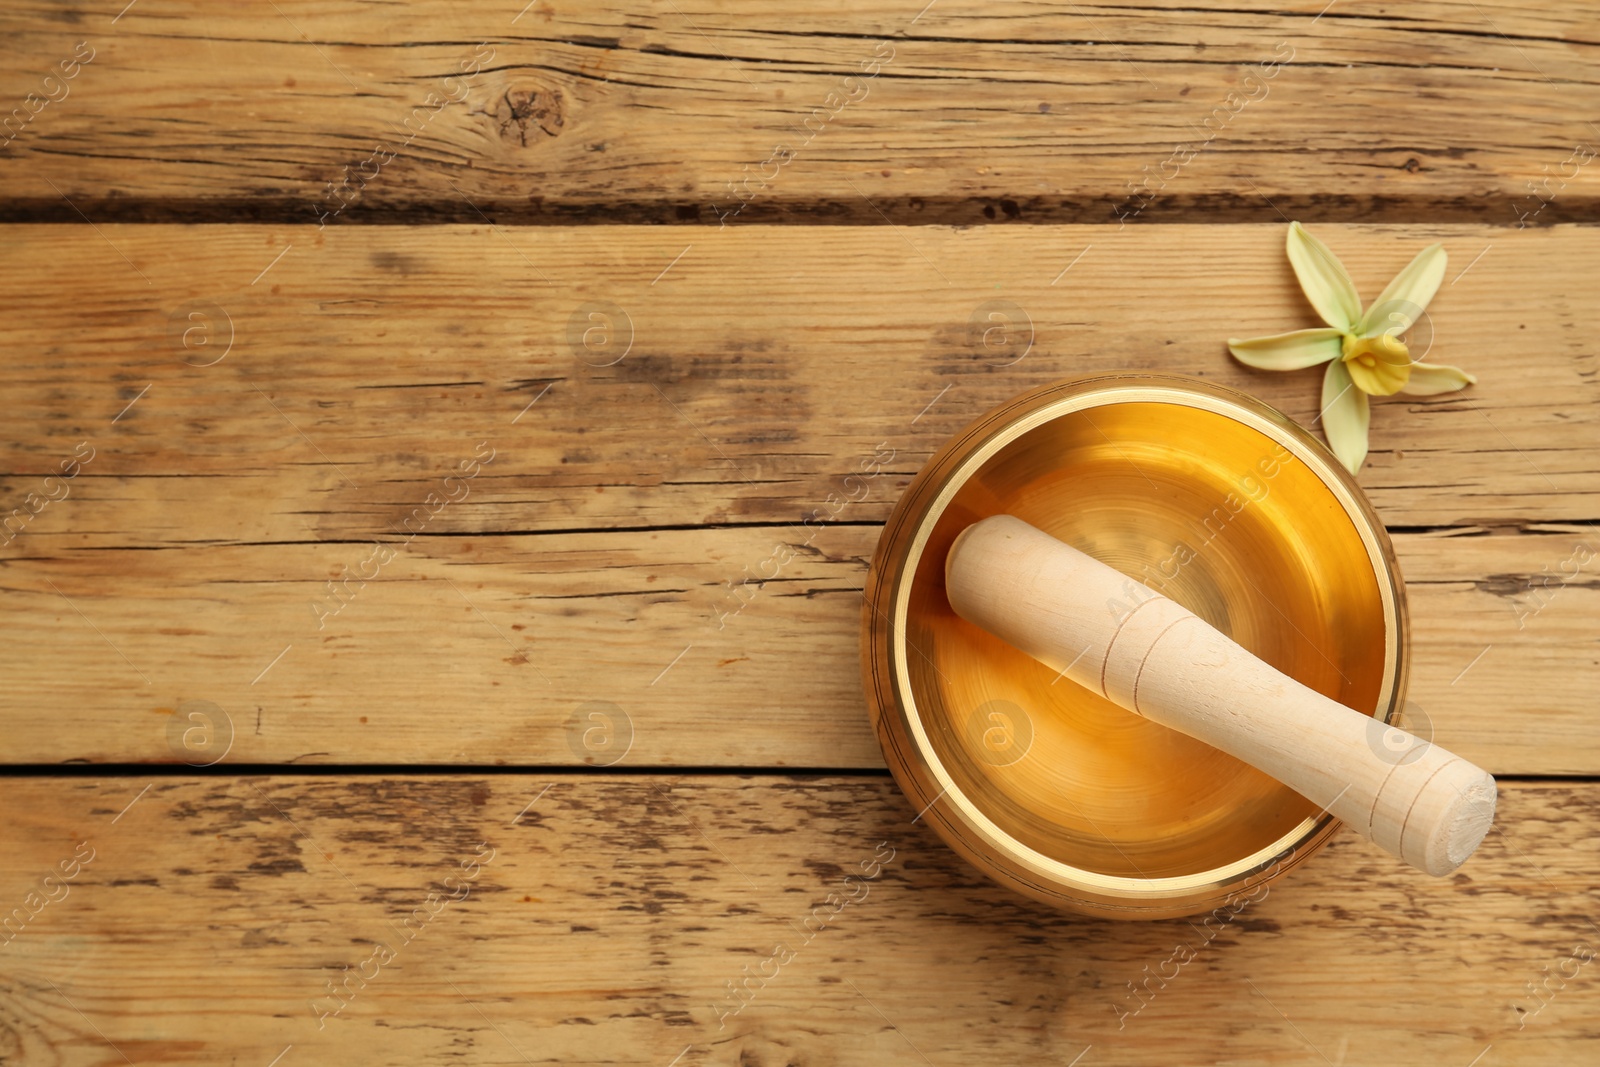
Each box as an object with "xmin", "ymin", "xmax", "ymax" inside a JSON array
[
  {"xmin": 1, "ymin": 3, "xmax": 1598, "ymax": 223},
  {"xmin": 0, "ymin": 525, "xmax": 1593, "ymax": 773},
  {"xmin": 0, "ymin": 775, "xmax": 1593, "ymax": 1065},
  {"xmin": 0, "ymin": 222, "xmax": 1594, "ymax": 769},
  {"xmin": 1398, "ymin": 526, "xmax": 1599, "ymax": 775},
  {"xmin": 0, "ymin": 222, "xmax": 1594, "ymax": 543}
]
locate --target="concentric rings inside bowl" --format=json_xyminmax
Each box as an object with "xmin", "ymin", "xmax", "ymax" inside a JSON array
[{"xmin": 866, "ymin": 375, "xmax": 1405, "ymax": 916}]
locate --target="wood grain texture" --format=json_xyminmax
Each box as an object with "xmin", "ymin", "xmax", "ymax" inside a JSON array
[
  {"xmin": 2, "ymin": 4, "xmax": 1595, "ymax": 1063},
  {"xmin": 0, "ymin": 223, "xmax": 1594, "ymax": 541},
  {"xmin": 0, "ymin": 775, "xmax": 1594, "ymax": 1066},
  {"xmin": 1, "ymin": 2, "xmax": 1598, "ymax": 223},
  {"xmin": 1, "ymin": 222, "xmax": 1592, "ymax": 769},
  {"xmin": 0, "ymin": 524, "xmax": 1592, "ymax": 773}
]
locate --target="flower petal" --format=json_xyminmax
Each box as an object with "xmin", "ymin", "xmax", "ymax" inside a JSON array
[
  {"xmin": 1357, "ymin": 242, "xmax": 1447, "ymax": 338},
  {"xmin": 1321, "ymin": 358, "xmax": 1370, "ymax": 474},
  {"xmin": 1227, "ymin": 328, "xmax": 1344, "ymax": 371},
  {"xmin": 1399, "ymin": 361, "xmax": 1477, "ymax": 396},
  {"xmin": 1287, "ymin": 221, "xmax": 1362, "ymax": 332}
]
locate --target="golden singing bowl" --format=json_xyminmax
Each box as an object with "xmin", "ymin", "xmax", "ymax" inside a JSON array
[{"xmin": 862, "ymin": 373, "xmax": 1406, "ymax": 919}]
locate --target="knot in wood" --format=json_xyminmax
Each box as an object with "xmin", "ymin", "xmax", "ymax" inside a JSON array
[{"xmin": 498, "ymin": 86, "xmax": 565, "ymax": 145}]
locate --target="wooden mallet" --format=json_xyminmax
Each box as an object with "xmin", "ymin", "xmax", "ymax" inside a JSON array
[{"xmin": 945, "ymin": 514, "xmax": 1496, "ymax": 876}]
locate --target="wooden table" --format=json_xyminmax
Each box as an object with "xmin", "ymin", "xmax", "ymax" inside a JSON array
[{"xmin": 2, "ymin": 3, "xmax": 1596, "ymax": 1064}]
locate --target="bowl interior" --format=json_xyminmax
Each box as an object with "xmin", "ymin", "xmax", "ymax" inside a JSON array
[{"xmin": 903, "ymin": 397, "xmax": 1392, "ymax": 880}]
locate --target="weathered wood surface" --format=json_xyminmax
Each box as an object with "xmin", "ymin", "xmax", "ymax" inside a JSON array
[
  {"xmin": 0, "ymin": 525, "xmax": 1594, "ymax": 774},
  {"xmin": 1, "ymin": 223, "xmax": 1594, "ymax": 769},
  {"xmin": 0, "ymin": 223, "xmax": 1593, "ymax": 539},
  {"xmin": 3, "ymin": 3, "xmax": 1596, "ymax": 1064},
  {"xmin": 0, "ymin": 776, "xmax": 1593, "ymax": 1066},
  {"xmin": 1, "ymin": 3, "xmax": 1598, "ymax": 224}
]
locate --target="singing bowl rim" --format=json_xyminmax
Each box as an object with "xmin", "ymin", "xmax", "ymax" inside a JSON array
[{"xmin": 861, "ymin": 372, "xmax": 1408, "ymax": 918}]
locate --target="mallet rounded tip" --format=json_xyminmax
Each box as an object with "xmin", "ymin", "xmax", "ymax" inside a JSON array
[
  {"xmin": 1424, "ymin": 770, "xmax": 1498, "ymax": 877},
  {"xmin": 944, "ymin": 523, "xmax": 978, "ymax": 588}
]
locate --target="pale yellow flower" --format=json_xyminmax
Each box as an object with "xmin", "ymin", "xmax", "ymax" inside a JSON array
[{"xmin": 1227, "ymin": 221, "xmax": 1477, "ymax": 474}]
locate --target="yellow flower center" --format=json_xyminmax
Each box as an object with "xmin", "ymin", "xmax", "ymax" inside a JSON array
[
  {"xmin": 1341, "ymin": 332, "xmax": 1409, "ymax": 365},
  {"xmin": 1339, "ymin": 332, "xmax": 1412, "ymax": 396}
]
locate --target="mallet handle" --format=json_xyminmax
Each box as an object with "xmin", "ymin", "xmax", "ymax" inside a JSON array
[{"xmin": 945, "ymin": 515, "xmax": 1495, "ymax": 876}]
